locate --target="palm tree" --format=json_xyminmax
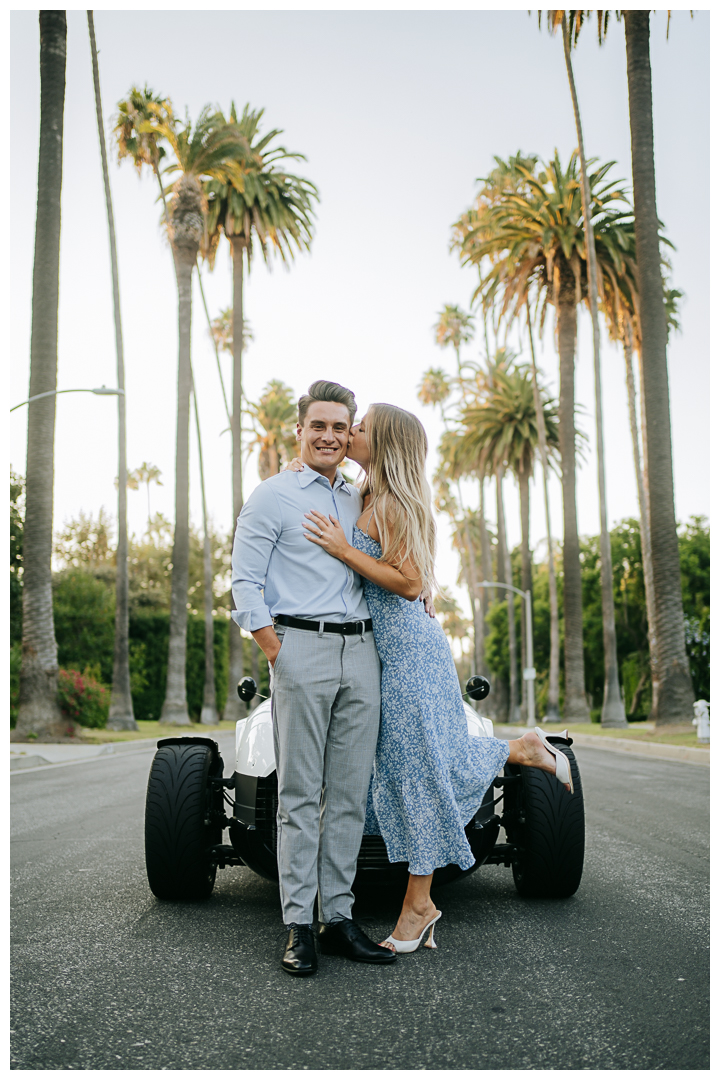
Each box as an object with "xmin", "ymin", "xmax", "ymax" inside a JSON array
[
  {"xmin": 190, "ymin": 370, "xmax": 218, "ymax": 726},
  {"xmin": 542, "ymin": 11, "xmax": 627, "ymax": 726},
  {"xmin": 454, "ymin": 151, "xmax": 634, "ymax": 722},
  {"xmin": 624, "ymin": 12, "xmax": 695, "ymax": 722},
  {"xmin": 542, "ymin": 10, "xmax": 695, "ymax": 723},
  {"xmin": 159, "ymin": 110, "xmax": 253, "ymax": 726},
  {"xmin": 115, "ymin": 101, "xmax": 253, "ymax": 725},
  {"xmin": 87, "ymin": 12, "xmax": 137, "ymax": 731},
  {"xmin": 433, "ymin": 304, "xmax": 475, "ymax": 375},
  {"xmin": 434, "ymin": 591, "xmax": 472, "ymax": 655},
  {"xmin": 128, "ymin": 462, "xmax": 164, "ymax": 527},
  {"xmin": 203, "ymin": 103, "xmax": 318, "ymax": 721},
  {"xmin": 15, "ymin": 11, "xmax": 67, "ymax": 740},
  {"xmin": 456, "ymin": 361, "xmax": 560, "ymax": 725},
  {"xmin": 204, "ymin": 302, "xmax": 253, "ymax": 435},
  {"xmin": 245, "ymin": 380, "xmax": 298, "ymax": 480},
  {"xmin": 599, "ymin": 229, "xmax": 683, "ymax": 720},
  {"xmin": 526, "ymin": 303, "xmax": 561, "ymax": 721},
  {"xmin": 419, "ymin": 368, "xmax": 486, "ymax": 684},
  {"xmin": 114, "ymin": 84, "xmax": 174, "ymax": 209}
]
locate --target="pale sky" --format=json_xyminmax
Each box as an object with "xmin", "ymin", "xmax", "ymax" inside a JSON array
[{"xmin": 9, "ymin": 6, "xmax": 709, "ymax": 609}]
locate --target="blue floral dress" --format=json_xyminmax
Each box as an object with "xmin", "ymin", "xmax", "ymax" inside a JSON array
[{"xmin": 356, "ymin": 524, "xmax": 510, "ymax": 875}]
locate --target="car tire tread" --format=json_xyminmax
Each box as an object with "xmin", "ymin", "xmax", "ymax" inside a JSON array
[
  {"xmin": 145, "ymin": 744, "xmax": 220, "ymax": 901},
  {"xmin": 506, "ymin": 747, "xmax": 585, "ymax": 898}
]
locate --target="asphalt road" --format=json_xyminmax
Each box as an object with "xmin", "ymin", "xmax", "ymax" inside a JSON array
[{"xmin": 11, "ymin": 737, "xmax": 709, "ymax": 1070}]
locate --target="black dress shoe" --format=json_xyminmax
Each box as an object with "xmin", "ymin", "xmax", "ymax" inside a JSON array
[
  {"xmin": 281, "ymin": 923, "xmax": 317, "ymax": 976},
  {"xmin": 318, "ymin": 917, "xmax": 397, "ymax": 964}
]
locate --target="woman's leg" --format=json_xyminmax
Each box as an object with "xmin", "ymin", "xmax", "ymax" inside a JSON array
[{"xmin": 381, "ymin": 873, "xmax": 437, "ymax": 949}]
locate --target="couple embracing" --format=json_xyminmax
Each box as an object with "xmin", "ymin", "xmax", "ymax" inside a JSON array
[{"xmin": 231, "ymin": 380, "xmax": 572, "ymax": 976}]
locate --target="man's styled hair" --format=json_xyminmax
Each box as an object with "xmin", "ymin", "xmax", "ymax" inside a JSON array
[{"xmin": 297, "ymin": 380, "xmax": 357, "ymax": 426}]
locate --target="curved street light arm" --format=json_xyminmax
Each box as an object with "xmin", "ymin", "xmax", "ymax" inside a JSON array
[
  {"xmin": 10, "ymin": 386, "xmax": 124, "ymax": 412},
  {"xmin": 478, "ymin": 579, "xmax": 526, "ymax": 600}
]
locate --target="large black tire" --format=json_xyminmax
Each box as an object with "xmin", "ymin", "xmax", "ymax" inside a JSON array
[
  {"xmin": 503, "ymin": 744, "xmax": 584, "ymax": 899},
  {"xmin": 145, "ymin": 743, "xmax": 222, "ymax": 900}
]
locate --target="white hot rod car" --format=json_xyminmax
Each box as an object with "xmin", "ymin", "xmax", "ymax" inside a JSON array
[{"xmin": 144, "ymin": 676, "xmax": 585, "ymax": 903}]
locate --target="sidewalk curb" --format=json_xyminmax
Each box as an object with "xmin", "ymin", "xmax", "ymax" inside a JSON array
[
  {"xmin": 10, "ymin": 732, "xmax": 237, "ymax": 774},
  {"xmin": 494, "ymin": 725, "xmax": 710, "ymax": 766},
  {"xmin": 10, "ymin": 739, "xmax": 160, "ymax": 774}
]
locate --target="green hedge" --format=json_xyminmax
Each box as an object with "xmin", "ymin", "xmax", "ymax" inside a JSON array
[
  {"xmin": 129, "ymin": 614, "xmax": 232, "ymax": 721},
  {"xmin": 44, "ymin": 569, "xmax": 261, "ymax": 721}
]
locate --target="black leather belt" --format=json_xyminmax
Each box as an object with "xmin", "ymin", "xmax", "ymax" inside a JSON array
[{"xmin": 274, "ymin": 614, "xmax": 372, "ymax": 636}]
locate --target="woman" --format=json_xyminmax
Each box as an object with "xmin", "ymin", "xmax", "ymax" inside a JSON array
[{"xmin": 296, "ymin": 403, "xmax": 573, "ymax": 953}]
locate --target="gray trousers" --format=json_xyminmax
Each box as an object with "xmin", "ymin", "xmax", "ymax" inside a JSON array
[{"xmin": 270, "ymin": 625, "xmax": 381, "ymax": 925}]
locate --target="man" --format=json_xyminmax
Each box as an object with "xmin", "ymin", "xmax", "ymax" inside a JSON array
[{"xmin": 231, "ymin": 379, "xmax": 395, "ymax": 976}]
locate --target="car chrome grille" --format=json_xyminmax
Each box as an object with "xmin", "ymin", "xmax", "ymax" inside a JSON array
[
  {"xmin": 255, "ymin": 774, "xmax": 278, "ymax": 850},
  {"xmin": 357, "ymin": 834, "xmax": 391, "ymax": 869}
]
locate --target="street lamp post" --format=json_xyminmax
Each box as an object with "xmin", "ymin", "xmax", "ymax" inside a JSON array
[
  {"xmin": 478, "ymin": 580, "xmax": 536, "ymax": 728},
  {"xmin": 11, "ymin": 386, "xmax": 124, "ymax": 412}
]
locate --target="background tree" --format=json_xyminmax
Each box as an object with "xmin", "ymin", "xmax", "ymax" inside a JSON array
[
  {"xmin": 114, "ymin": 84, "xmax": 174, "ymax": 212},
  {"xmin": 191, "ymin": 371, "xmax": 218, "ymax": 725},
  {"xmin": 456, "ymin": 359, "xmax": 560, "ymax": 722},
  {"xmin": 601, "ymin": 245, "xmax": 683, "ymax": 718},
  {"xmin": 88, "ymin": 10, "xmax": 137, "ymax": 730},
  {"xmin": 419, "ymin": 367, "xmax": 487, "ymax": 687},
  {"xmin": 434, "ymin": 590, "xmax": 472, "ymax": 655},
  {"xmin": 624, "ymin": 10, "xmax": 695, "ymax": 722},
  {"xmin": 245, "ymin": 379, "xmax": 298, "ymax": 480},
  {"xmin": 455, "ymin": 151, "xmax": 634, "ymax": 722},
  {"xmin": 15, "ymin": 11, "xmax": 68, "ymax": 739},
  {"xmin": 127, "ymin": 462, "xmax": 163, "ymax": 527},
  {"xmin": 433, "ymin": 304, "xmax": 475, "ymax": 375},
  {"xmin": 203, "ymin": 103, "xmax": 318, "ymax": 721},
  {"xmin": 116, "ymin": 101, "xmax": 251, "ymax": 725},
  {"xmin": 525, "ymin": 304, "xmax": 561, "ymax": 720},
  {"xmin": 543, "ymin": 9, "xmax": 627, "ymax": 726},
  {"xmin": 11, "ymin": 471, "xmax": 25, "ymax": 647},
  {"xmin": 538, "ymin": 9, "xmax": 696, "ymax": 723}
]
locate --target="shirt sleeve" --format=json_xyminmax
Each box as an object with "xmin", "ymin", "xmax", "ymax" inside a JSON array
[{"xmin": 231, "ymin": 482, "xmax": 282, "ymax": 632}]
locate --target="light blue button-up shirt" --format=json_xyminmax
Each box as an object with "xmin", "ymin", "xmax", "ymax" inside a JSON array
[{"xmin": 231, "ymin": 466, "xmax": 370, "ymax": 632}]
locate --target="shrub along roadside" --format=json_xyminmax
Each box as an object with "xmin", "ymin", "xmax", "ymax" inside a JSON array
[{"xmin": 57, "ymin": 668, "xmax": 110, "ymax": 729}]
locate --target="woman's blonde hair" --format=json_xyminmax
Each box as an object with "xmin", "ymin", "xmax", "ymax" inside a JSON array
[{"xmin": 360, "ymin": 403, "xmax": 438, "ymax": 597}]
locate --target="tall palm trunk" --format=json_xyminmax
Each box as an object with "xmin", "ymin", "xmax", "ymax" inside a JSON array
[
  {"xmin": 456, "ymin": 543, "xmax": 477, "ymax": 680},
  {"xmin": 624, "ymin": 10, "xmax": 694, "ymax": 723},
  {"xmin": 191, "ymin": 373, "xmax": 219, "ymax": 726},
  {"xmin": 477, "ymin": 476, "xmax": 492, "ymax": 669},
  {"xmin": 624, "ymin": 323, "xmax": 658, "ymax": 711},
  {"xmin": 527, "ymin": 307, "xmax": 560, "ymax": 721},
  {"xmin": 15, "ymin": 11, "xmax": 67, "ymax": 740},
  {"xmin": 476, "ymin": 477, "xmax": 503, "ymax": 719},
  {"xmin": 88, "ymin": 11, "xmax": 137, "ymax": 730},
  {"xmin": 454, "ymin": 484, "xmax": 483, "ymax": 684},
  {"xmin": 518, "ymin": 467, "xmax": 532, "ymax": 724},
  {"xmin": 556, "ymin": 275, "xmax": 591, "ymax": 722},
  {"xmin": 160, "ymin": 174, "xmax": 201, "ymax": 725},
  {"xmin": 225, "ymin": 236, "xmax": 246, "ymax": 722},
  {"xmin": 496, "ymin": 466, "xmax": 519, "ymax": 724},
  {"xmin": 562, "ymin": 14, "xmax": 627, "ymax": 727},
  {"xmin": 478, "ymin": 478, "xmax": 493, "ymax": 584}
]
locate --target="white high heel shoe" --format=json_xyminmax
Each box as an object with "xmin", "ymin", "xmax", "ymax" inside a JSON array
[
  {"xmin": 534, "ymin": 727, "xmax": 574, "ymax": 795},
  {"xmin": 382, "ymin": 911, "xmax": 442, "ymax": 954}
]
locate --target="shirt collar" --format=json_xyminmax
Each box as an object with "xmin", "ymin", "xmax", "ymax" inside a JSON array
[{"xmin": 297, "ymin": 465, "xmax": 352, "ymax": 495}]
